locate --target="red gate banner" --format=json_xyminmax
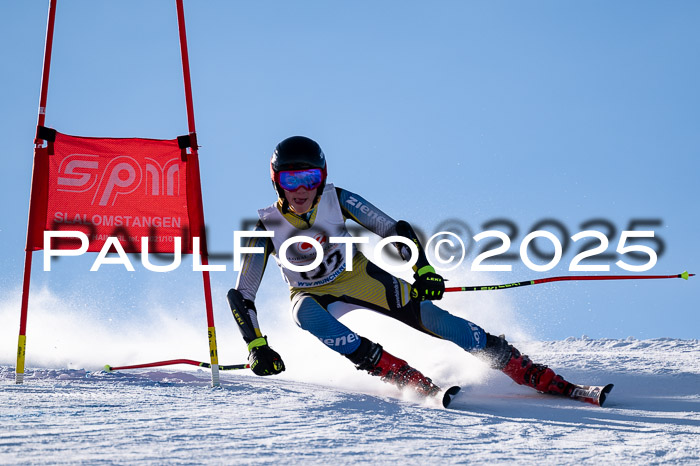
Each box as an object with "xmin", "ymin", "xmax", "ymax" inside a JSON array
[
  {"xmin": 17, "ymin": 0, "xmax": 221, "ymax": 388},
  {"xmin": 26, "ymin": 129, "xmax": 204, "ymax": 254}
]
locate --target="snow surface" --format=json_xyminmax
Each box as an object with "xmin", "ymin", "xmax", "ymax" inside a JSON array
[{"xmin": 2, "ymin": 337, "xmax": 699, "ymax": 464}]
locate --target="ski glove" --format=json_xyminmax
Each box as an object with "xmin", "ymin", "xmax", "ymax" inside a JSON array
[
  {"xmin": 248, "ymin": 336, "xmax": 285, "ymax": 376},
  {"xmin": 411, "ymin": 265, "xmax": 445, "ymax": 301}
]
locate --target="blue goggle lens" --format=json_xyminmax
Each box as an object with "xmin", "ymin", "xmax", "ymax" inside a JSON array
[{"xmin": 278, "ymin": 169, "xmax": 323, "ymax": 191}]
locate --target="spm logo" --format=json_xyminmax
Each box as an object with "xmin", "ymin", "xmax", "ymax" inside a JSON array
[
  {"xmin": 56, "ymin": 154, "xmax": 180, "ymax": 206},
  {"xmin": 298, "ymin": 234, "xmax": 327, "ymax": 254}
]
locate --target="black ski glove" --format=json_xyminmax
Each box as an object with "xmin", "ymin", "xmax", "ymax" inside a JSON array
[
  {"xmin": 248, "ymin": 336, "xmax": 285, "ymax": 376},
  {"xmin": 411, "ymin": 265, "xmax": 445, "ymax": 301}
]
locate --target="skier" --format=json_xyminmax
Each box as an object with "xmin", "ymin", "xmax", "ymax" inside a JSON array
[{"xmin": 228, "ymin": 136, "xmax": 592, "ymax": 404}]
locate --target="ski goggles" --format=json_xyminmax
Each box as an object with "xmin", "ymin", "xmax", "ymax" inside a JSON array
[{"xmin": 276, "ymin": 168, "xmax": 324, "ymax": 192}]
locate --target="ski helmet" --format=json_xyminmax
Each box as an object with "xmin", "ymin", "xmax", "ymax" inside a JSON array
[{"xmin": 270, "ymin": 136, "xmax": 327, "ymax": 203}]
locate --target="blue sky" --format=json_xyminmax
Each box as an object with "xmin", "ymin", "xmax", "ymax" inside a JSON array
[{"xmin": 1, "ymin": 0, "xmax": 698, "ymax": 351}]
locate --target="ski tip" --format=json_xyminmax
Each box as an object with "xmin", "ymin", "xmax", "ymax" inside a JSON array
[
  {"xmin": 598, "ymin": 384, "xmax": 614, "ymax": 407},
  {"xmin": 103, "ymin": 364, "xmax": 112, "ymax": 372},
  {"xmin": 442, "ymin": 386, "xmax": 461, "ymax": 408}
]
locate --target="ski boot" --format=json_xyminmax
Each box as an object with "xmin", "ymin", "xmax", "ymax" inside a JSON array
[
  {"xmin": 477, "ymin": 333, "xmax": 575, "ymax": 396},
  {"xmin": 346, "ymin": 337, "xmax": 440, "ymax": 397}
]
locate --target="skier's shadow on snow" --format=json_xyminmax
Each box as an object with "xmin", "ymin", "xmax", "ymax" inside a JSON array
[{"xmin": 447, "ymin": 372, "xmax": 700, "ymax": 430}]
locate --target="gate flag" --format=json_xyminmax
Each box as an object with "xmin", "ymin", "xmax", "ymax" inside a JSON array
[
  {"xmin": 26, "ymin": 128, "xmax": 204, "ymax": 254},
  {"xmin": 17, "ymin": 0, "xmax": 221, "ymax": 387}
]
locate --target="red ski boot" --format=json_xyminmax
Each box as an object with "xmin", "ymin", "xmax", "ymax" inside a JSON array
[
  {"xmin": 369, "ymin": 348, "xmax": 441, "ymax": 397},
  {"xmin": 345, "ymin": 337, "xmax": 441, "ymax": 397},
  {"xmin": 478, "ymin": 333, "xmax": 574, "ymax": 396},
  {"xmin": 501, "ymin": 346, "xmax": 574, "ymax": 396}
]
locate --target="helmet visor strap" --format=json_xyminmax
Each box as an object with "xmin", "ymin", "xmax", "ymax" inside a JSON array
[{"xmin": 278, "ymin": 168, "xmax": 323, "ymax": 192}]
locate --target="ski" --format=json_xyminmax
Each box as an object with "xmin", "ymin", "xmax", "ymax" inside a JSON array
[
  {"xmin": 569, "ymin": 383, "xmax": 614, "ymax": 407},
  {"xmin": 441, "ymin": 385, "xmax": 461, "ymax": 408}
]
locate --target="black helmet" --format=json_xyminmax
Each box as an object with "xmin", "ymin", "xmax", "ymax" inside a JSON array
[{"xmin": 270, "ymin": 136, "xmax": 327, "ymax": 202}]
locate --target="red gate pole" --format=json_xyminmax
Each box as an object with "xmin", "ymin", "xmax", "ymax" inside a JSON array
[
  {"xmin": 17, "ymin": 0, "xmax": 58, "ymax": 384},
  {"xmin": 175, "ymin": 0, "xmax": 220, "ymax": 387}
]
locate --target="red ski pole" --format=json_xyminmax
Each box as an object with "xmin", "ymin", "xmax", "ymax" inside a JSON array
[
  {"xmin": 445, "ymin": 271, "xmax": 694, "ymax": 292},
  {"xmin": 104, "ymin": 359, "xmax": 250, "ymax": 372}
]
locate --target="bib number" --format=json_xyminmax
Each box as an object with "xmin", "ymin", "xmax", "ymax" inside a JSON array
[{"xmin": 300, "ymin": 249, "xmax": 343, "ymax": 281}]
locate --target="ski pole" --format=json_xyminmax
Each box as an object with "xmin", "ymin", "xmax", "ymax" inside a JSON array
[
  {"xmin": 104, "ymin": 359, "xmax": 250, "ymax": 372},
  {"xmin": 445, "ymin": 271, "xmax": 694, "ymax": 292}
]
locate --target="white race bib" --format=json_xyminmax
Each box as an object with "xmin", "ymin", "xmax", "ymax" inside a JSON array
[{"xmin": 259, "ymin": 184, "xmax": 352, "ymax": 287}]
